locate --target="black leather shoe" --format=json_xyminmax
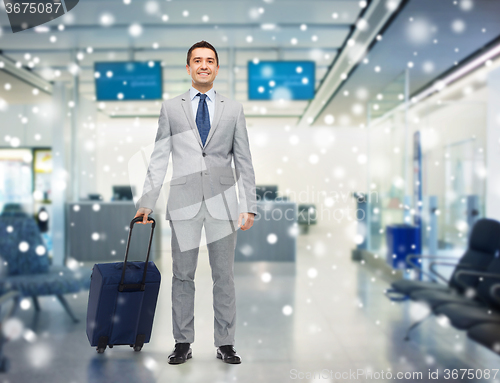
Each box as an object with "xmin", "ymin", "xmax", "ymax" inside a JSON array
[
  {"xmin": 168, "ymin": 343, "xmax": 192, "ymax": 365},
  {"xmin": 216, "ymin": 345, "xmax": 241, "ymax": 364}
]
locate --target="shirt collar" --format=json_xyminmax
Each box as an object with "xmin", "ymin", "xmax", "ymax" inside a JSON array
[{"xmin": 190, "ymin": 86, "xmax": 216, "ymax": 102}]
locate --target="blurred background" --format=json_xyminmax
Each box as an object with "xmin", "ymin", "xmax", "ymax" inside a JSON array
[{"xmin": 1, "ymin": 0, "xmax": 500, "ymax": 382}]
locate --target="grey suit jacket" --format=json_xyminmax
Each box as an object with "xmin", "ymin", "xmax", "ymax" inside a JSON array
[{"xmin": 136, "ymin": 89, "xmax": 257, "ymax": 221}]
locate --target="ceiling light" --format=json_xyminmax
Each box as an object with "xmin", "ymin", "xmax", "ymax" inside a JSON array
[
  {"xmin": 413, "ymin": 41, "xmax": 500, "ymax": 103},
  {"xmin": 261, "ymin": 24, "xmax": 276, "ymax": 30},
  {"xmin": 34, "ymin": 26, "xmax": 50, "ymax": 33}
]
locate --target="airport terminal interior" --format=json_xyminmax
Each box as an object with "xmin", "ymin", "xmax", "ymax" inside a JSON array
[{"xmin": 1, "ymin": 0, "xmax": 500, "ymax": 382}]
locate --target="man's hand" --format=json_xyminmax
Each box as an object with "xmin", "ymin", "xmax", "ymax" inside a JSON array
[
  {"xmin": 238, "ymin": 212, "xmax": 255, "ymax": 231},
  {"xmin": 134, "ymin": 207, "xmax": 154, "ymax": 224}
]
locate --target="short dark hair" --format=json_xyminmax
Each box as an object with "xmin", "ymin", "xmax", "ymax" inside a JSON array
[{"xmin": 187, "ymin": 40, "xmax": 219, "ymax": 67}]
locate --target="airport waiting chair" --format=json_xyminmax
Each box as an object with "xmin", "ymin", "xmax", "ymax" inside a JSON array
[
  {"xmin": 404, "ymin": 263, "xmax": 500, "ymax": 340},
  {"xmin": 388, "ymin": 218, "xmax": 500, "ymax": 300},
  {"xmin": 409, "ymin": 218, "xmax": 500, "ymax": 310},
  {"xmin": 386, "ymin": 218, "xmax": 500, "ymax": 340},
  {"xmin": 0, "ymin": 290, "xmax": 20, "ymax": 373},
  {"xmin": 0, "ymin": 211, "xmax": 87, "ymax": 323},
  {"xmin": 432, "ymin": 264, "xmax": 500, "ymax": 330},
  {"xmin": 442, "ymin": 283, "xmax": 500, "ymax": 355},
  {"xmin": 467, "ymin": 323, "xmax": 500, "ymax": 355}
]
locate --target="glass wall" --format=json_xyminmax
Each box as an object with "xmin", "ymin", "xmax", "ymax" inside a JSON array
[
  {"xmin": 365, "ymin": 74, "xmax": 487, "ymax": 264},
  {"xmin": 366, "ymin": 72, "xmax": 408, "ymax": 257},
  {"xmin": 0, "ymin": 149, "xmax": 33, "ymax": 210},
  {"xmin": 418, "ymin": 102, "xmax": 487, "ymax": 255}
]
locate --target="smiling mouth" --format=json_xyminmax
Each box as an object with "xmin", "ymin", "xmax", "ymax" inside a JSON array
[{"xmin": 198, "ymin": 73, "xmax": 209, "ymax": 76}]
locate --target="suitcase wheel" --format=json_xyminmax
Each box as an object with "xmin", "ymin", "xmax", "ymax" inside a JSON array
[
  {"xmin": 133, "ymin": 334, "xmax": 145, "ymax": 352},
  {"xmin": 96, "ymin": 336, "xmax": 108, "ymax": 354},
  {"xmin": 0, "ymin": 356, "xmax": 10, "ymax": 373},
  {"xmin": 109, "ymin": 345, "xmax": 114, "ymax": 348}
]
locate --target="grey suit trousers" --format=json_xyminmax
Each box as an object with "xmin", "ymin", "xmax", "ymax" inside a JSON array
[{"xmin": 169, "ymin": 199, "xmax": 238, "ymax": 347}]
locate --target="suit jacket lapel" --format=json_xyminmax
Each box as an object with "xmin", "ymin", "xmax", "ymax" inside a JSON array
[
  {"xmin": 181, "ymin": 90, "xmax": 203, "ymax": 148},
  {"xmin": 203, "ymin": 91, "xmax": 225, "ymax": 148}
]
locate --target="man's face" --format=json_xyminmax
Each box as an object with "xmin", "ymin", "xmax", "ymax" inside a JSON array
[{"xmin": 186, "ymin": 47, "xmax": 219, "ymax": 87}]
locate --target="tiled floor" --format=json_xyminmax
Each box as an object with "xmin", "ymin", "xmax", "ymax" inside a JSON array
[{"xmin": 2, "ymin": 223, "xmax": 499, "ymax": 383}]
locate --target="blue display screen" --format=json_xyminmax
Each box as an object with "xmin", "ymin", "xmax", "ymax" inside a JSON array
[
  {"xmin": 94, "ymin": 61, "xmax": 163, "ymax": 101},
  {"xmin": 247, "ymin": 61, "xmax": 315, "ymax": 100}
]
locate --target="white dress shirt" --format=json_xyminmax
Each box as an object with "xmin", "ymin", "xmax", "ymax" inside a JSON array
[{"xmin": 189, "ymin": 86, "xmax": 216, "ymax": 126}]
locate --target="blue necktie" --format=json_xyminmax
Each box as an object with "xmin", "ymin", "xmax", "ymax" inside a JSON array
[{"xmin": 195, "ymin": 93, "xmax": 210, "ymax": 146}]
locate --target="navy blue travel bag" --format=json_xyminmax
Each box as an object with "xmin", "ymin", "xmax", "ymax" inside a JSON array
[{"xmin": 86, "ymin": 216, "xmax": 161, "ymax": 353}]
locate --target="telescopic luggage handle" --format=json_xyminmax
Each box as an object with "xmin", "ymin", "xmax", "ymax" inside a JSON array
[{"xmin": 119, "ymin": 216, "xmax": 156, "ymax": 292}]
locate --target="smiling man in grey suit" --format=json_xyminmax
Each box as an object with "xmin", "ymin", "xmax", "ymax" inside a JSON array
[{"xmin": 134, "ymin": 40, "xmax": 257, "ymax": 365}]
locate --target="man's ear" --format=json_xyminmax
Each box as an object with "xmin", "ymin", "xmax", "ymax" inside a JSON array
[{"xmin": 186, "ymin": 64, "xmax": 190, "ymax": 75}]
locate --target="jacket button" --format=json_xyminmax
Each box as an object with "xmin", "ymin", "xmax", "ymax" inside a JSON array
[{"xmin": 202, "ymin": 152, "xmax": 206, "ymax": 157}]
